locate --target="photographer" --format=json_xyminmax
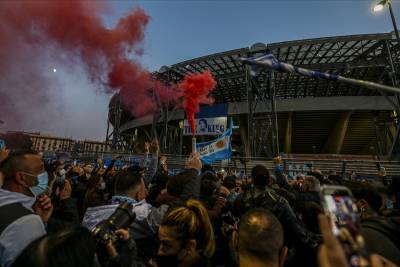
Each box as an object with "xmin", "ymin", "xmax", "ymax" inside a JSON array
[
  {"xmin": 83, "ymin": 168, "xmax": 169, "ymax": 263},
  {"xmin": 103, "ymin": 228, "xmax": 138, "ymax": 267},
  {"xmin": 92, "ymin": 202, "xmax": 138, "ymax": 267}
]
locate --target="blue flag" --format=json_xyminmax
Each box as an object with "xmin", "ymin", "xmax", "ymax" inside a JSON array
[{"xmin": 196, "ymin": 120, "xmax": 233, "ymax": 164}]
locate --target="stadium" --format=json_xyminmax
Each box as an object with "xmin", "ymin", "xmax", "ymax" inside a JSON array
[{"xmin": 107, "ymin": 32, "xmax": 400, "ymax": 163}]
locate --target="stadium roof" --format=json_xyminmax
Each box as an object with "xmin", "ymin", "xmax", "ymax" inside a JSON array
[{"xmin": 155, "ymin": 32, "xmax": 400, "ymax": 103}]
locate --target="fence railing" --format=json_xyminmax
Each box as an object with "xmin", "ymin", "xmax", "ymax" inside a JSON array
[{"xmin": 41, "ymin": 151, "xmax": 400, "ymax": 177}]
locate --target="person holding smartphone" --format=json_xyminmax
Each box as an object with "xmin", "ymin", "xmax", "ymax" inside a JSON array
[
  {"xmin": 349, "ymin": 183, "xmax": 400, "ymax": 265},
  {"xmin": 318, "ymin": 214, "xmax": 397, "ymax": 267}
]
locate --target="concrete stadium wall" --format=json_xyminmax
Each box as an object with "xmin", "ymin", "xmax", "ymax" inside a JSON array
[{"xmin": 120, "ymin": 96, "xmax": 396, "ymax": 131}]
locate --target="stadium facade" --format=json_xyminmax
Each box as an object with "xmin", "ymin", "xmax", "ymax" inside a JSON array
[{"xmin": 107, "ymin": 32, "xmax": 400, "ymax": 160}]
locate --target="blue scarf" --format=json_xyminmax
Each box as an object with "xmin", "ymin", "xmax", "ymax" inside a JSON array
[{"xmin": 111, "ymin": 195, "xmax": 138, "ymax": 205}]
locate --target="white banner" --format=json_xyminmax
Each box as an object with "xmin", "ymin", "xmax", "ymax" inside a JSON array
[{"xmin": 183, "ymin": 117, "xmax": 227, "ymax": 136}]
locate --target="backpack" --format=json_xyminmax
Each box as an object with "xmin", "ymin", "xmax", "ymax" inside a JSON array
[{"xmin": 0, "ymin": 202, "xmax": 33, "ymax": 235}]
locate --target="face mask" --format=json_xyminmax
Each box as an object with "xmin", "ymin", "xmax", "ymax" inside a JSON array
[
  {"xmin": 155, "ymin": 254, "xmax": 180, "ymax": 267},
  {"xmin": 29, "ymin": 172, "xmax": 49, "ymax": 197},
  {"xmin": 99, "ymin": 182, "xmax": 106, "ymax": 190},
  {"xmin": 58, "ymin": 169, "xmax": 66, "ymax": 177}
]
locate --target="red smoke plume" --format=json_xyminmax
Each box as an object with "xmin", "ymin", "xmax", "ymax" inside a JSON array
[
  {"xmin": 0, "ymin": 1, "xmax": 179, "ymax": 132},
  {"xmin": 180, "ymin": 71, "xmax": 217, "ymax": 136}
]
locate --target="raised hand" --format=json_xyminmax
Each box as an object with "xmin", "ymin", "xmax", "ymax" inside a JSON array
[
  {"xmin": 186, "ymin": 152, "xmax": 202, "ymax": 171},
  {"xmin": 33, "ymin": 195, "xmax": 54, "ymax": 223}
]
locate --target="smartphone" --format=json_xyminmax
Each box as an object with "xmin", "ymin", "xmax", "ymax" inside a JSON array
[
  {"xmin": 55, "ymin": 176, "xmax": 66, "ymax": 188},
  {"xmin": 320, "ymin": 185, "xmax": 370, "ymax": 267},
  {"xmin": 0, "ymin": 139, "xmax": 5, "ymax": 150}
]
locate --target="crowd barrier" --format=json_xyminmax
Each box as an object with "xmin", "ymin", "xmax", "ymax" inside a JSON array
[{"xmin": 42, "ymin": 151, "xmax": 400, "ymax": 178}]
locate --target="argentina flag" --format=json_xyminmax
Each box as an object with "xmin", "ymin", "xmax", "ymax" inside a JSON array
[{"xmin": 196, "ymin": 127, "xmax": 232, "ymax": 164}]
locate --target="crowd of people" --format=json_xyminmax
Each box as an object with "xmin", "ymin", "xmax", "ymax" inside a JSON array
[{"xmin": 0, "ymin": 132, "xmax": 399, "ymax": 267}]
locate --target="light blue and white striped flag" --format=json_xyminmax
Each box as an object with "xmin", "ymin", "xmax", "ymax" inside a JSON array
[{"xmin": 196, "ymin": 122, "xmax": 232, "ymax": 164}]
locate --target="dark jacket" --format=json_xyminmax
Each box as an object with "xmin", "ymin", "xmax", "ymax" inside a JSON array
[
  {"xmin": 84, "ymin": 189, "xmax": 108, "ymax": 210},
  {"xmin": 51, "ymin": 197, "xmax": 79, "ymax": 224},
  {"xmin": 155, "ymin": 192, "xmax": 180, "ymax": 206},
  {"xmin": 192, "ymin": 256, "xmax": 212, "ymax": 267},
  {"xmin": 72, "ymin": 175, "xmax": 91, "ymax": 219},
  {"xmin": 361, "ymin": 216, "xmax": 400, "ymax": 265},
  {"xmin": 233, "ymin": 187, "xmax": 320, "ymax": 248},
  {"xmin": 295, "ymin": 191, "xmax": 321, "ymax": 205},
  {"xmin": 47, "ymin": 197, "xmax": 80, "ymax": 234},
  {"xmin": 180, "ymin": 168, "xmax": 201, "ymax": 200}
]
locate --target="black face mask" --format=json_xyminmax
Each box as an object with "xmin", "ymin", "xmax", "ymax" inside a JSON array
[{"xmin": 155, "ymin": 254, "xmax": 180, "ymax": 267}]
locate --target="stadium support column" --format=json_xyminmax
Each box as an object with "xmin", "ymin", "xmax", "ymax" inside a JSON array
[
  {"xmin": 284, "ymin": 111, "xmax": 293, "ymax": 154},
  {"xmin": 246, "ymin": 64, "xmax": 254, "ymax": 157},
  {"xmin": 246, "ymin": 43, "xmax": 278, "ymax": 158},
  {"xmin": 238, "ymin": 114, "xmax": 251, "ymax": 157},
  {"xmin": 106, "ymin": 95, "xmax": 126, "ymax": 151},
  {"xmin": 322, "ymin": 111, "xmax": 352, "ymax": 154},
  {"xmin": 384, "ymin": 40, "xmax": 400, "ymax": 160},
  {"xmin": 269, "ymin": 70, "xmax": 279, "ymax": 156}
]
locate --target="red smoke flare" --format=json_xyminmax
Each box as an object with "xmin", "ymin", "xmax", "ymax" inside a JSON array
[
  {"xmin": 179, "ymin": 71, "xmax": 217, "ymax": 136},
  {"xmin": 0, "ymin": 1, "xmax": 181, "ymax": 131}
]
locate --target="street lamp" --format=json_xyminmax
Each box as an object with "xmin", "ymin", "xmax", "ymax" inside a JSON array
[
  {"xmin": 373, "ymin": 2, "xmax": 385, "ymax": 12},
  {"xmin": 373, "ymin": 0, "xmax": 400, "ymax": 160},
  {"xmin": 373, "ymin": 0, "xmax": 400, "ymax": 44}
]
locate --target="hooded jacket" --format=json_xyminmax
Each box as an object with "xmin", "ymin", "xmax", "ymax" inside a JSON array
[{"xmin": 0, "ymin": 189, "xmax": 46, "ymax": 267}]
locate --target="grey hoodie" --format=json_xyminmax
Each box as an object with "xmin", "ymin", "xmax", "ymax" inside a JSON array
[{"xmin": 0, "ymin": 189, "xmax": 46, "ymax": 267}]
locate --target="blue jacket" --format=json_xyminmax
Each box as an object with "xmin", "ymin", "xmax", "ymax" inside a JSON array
[{"xmin": 0, "ymin": 189, "xmax": 46, "ymax": 267}]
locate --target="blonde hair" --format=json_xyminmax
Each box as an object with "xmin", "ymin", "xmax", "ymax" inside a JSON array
[{"xmin": 161, "ymin": 199, "xmax": 215, "ymax": 258}]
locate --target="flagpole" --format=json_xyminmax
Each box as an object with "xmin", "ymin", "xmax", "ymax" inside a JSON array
[{"xmin": 192, "ymin": 137, "xmax": 196, "ymax": 153}]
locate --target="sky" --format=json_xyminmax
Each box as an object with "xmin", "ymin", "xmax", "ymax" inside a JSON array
[{"xmin": 4, "ymin": 0, "xmax": 400, "ymax": 141}]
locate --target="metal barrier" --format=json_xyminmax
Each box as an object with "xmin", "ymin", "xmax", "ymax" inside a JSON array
[
  {"xmin": 41, "ymin": 151, "xmax": 400, "ymax": 177},
  {"xmin": 162, "ymin": 155, "xmax": 400, "ymax": 177}
]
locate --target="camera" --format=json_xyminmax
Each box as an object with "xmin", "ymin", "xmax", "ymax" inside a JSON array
[{"xmin": 91, "ymin": 202, "xmax": 136, "ymax": 244}]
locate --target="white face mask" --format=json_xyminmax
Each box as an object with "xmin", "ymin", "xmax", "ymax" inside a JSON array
[
  {"xmin": 99, "ymin": 182, "xmax": 106, "ymax": 190},
  {"xmin": 58, "ymin": 169, "xmax": 66, "ymax": 179}
]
